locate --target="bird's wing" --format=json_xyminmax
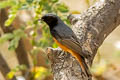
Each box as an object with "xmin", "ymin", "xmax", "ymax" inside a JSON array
[
  {"xmin": 58, "ymin": 37, "xmax": 87, "ymax": 57},
  {"xmin": 51, "ymin": 27, "xmax": 87, "ymax": 58}
]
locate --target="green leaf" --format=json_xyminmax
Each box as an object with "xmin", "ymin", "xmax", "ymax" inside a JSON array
[
  {"xmin": 0, "ymin": 33, "xmax": 14, "ymax": 44},
  {"xmin": 20, "ymin": 4, "xmax": 29, "ymax": 10},
  {"xmin": 30, "ymin": 39, "xmax": 37, "ymax": 46},
  {"xmin": 5, "ymin": 2, "xmax": 22, "ymax": 27},
  {"xmin": 8, "ymin": 37, "xmax": 20, "ymax": 50},
  {"xmin": 13, "ymin": 29, "xmax": 26, "ymax": 37},
  {"xmin": 26, "ymin": 0, "xmax": 33, "ymax": 4},
  {"xmin": 44, "ymin": 4, "xmax": 51, "ymax": 12},
  {"xmin": 0, "ymin": 0, "xmax": 16, "ymax": 9},
  {"xmin": 5, "ymin": 14, "xmax": 16, "ymax": 27},
  {"xmin": 51, "ymin": 0, "xmax": 59, "ymax": 3},
  {"xmin": 57, "ymin": 4, "xmax": 69, "ymax": 13}
]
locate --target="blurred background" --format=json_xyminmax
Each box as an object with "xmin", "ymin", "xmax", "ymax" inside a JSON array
[{"xmin": 0, "ymin": 0, "xmax": 120, "ymax": 80}]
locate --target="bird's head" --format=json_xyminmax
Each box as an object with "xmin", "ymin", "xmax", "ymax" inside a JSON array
[{"xmin": 41, "ymin": 13, "xmax": 58, "ymax": 27}]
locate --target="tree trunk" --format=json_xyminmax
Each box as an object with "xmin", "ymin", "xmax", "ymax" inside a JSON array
[{"xmin": 46, "ymin": 0, "xmax": 120, "ymax": 80}]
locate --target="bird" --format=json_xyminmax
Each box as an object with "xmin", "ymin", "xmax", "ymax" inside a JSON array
[{"xmin": 41, "ymin": 13, "xmax": 91, "ymax": 77}]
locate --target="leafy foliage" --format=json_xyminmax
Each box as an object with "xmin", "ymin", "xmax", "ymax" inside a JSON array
[
  {"xmin": 0, "ymin": 27, "xmax": 26, "ymax": 50},
  {"xmin": 0, "ymin": 0, "xmax": 69, "ymax": 79},
  {"xmin": 0, "ymin": 0, "xmax": 69, "ymax": 49}
]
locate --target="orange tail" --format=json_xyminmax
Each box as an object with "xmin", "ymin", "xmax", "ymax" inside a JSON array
[{"xmin": 70, "ymin": 51, "xmax": 91, "ymax": 78}]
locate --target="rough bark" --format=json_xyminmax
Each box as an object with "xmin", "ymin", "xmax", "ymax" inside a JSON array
[{"xmin": 46, "ymin": 0, "xmax": 120, "ymax": 80}]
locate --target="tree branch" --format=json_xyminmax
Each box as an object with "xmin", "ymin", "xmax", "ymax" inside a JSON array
[{"xmin": 46, "ymin": 0, "xmax": 120, "ymax": 80}]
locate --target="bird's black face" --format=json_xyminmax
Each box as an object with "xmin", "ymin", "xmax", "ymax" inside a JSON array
[{"xmin": 41, "ymin": 14, "xmax": 58, "ymax": 28}]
